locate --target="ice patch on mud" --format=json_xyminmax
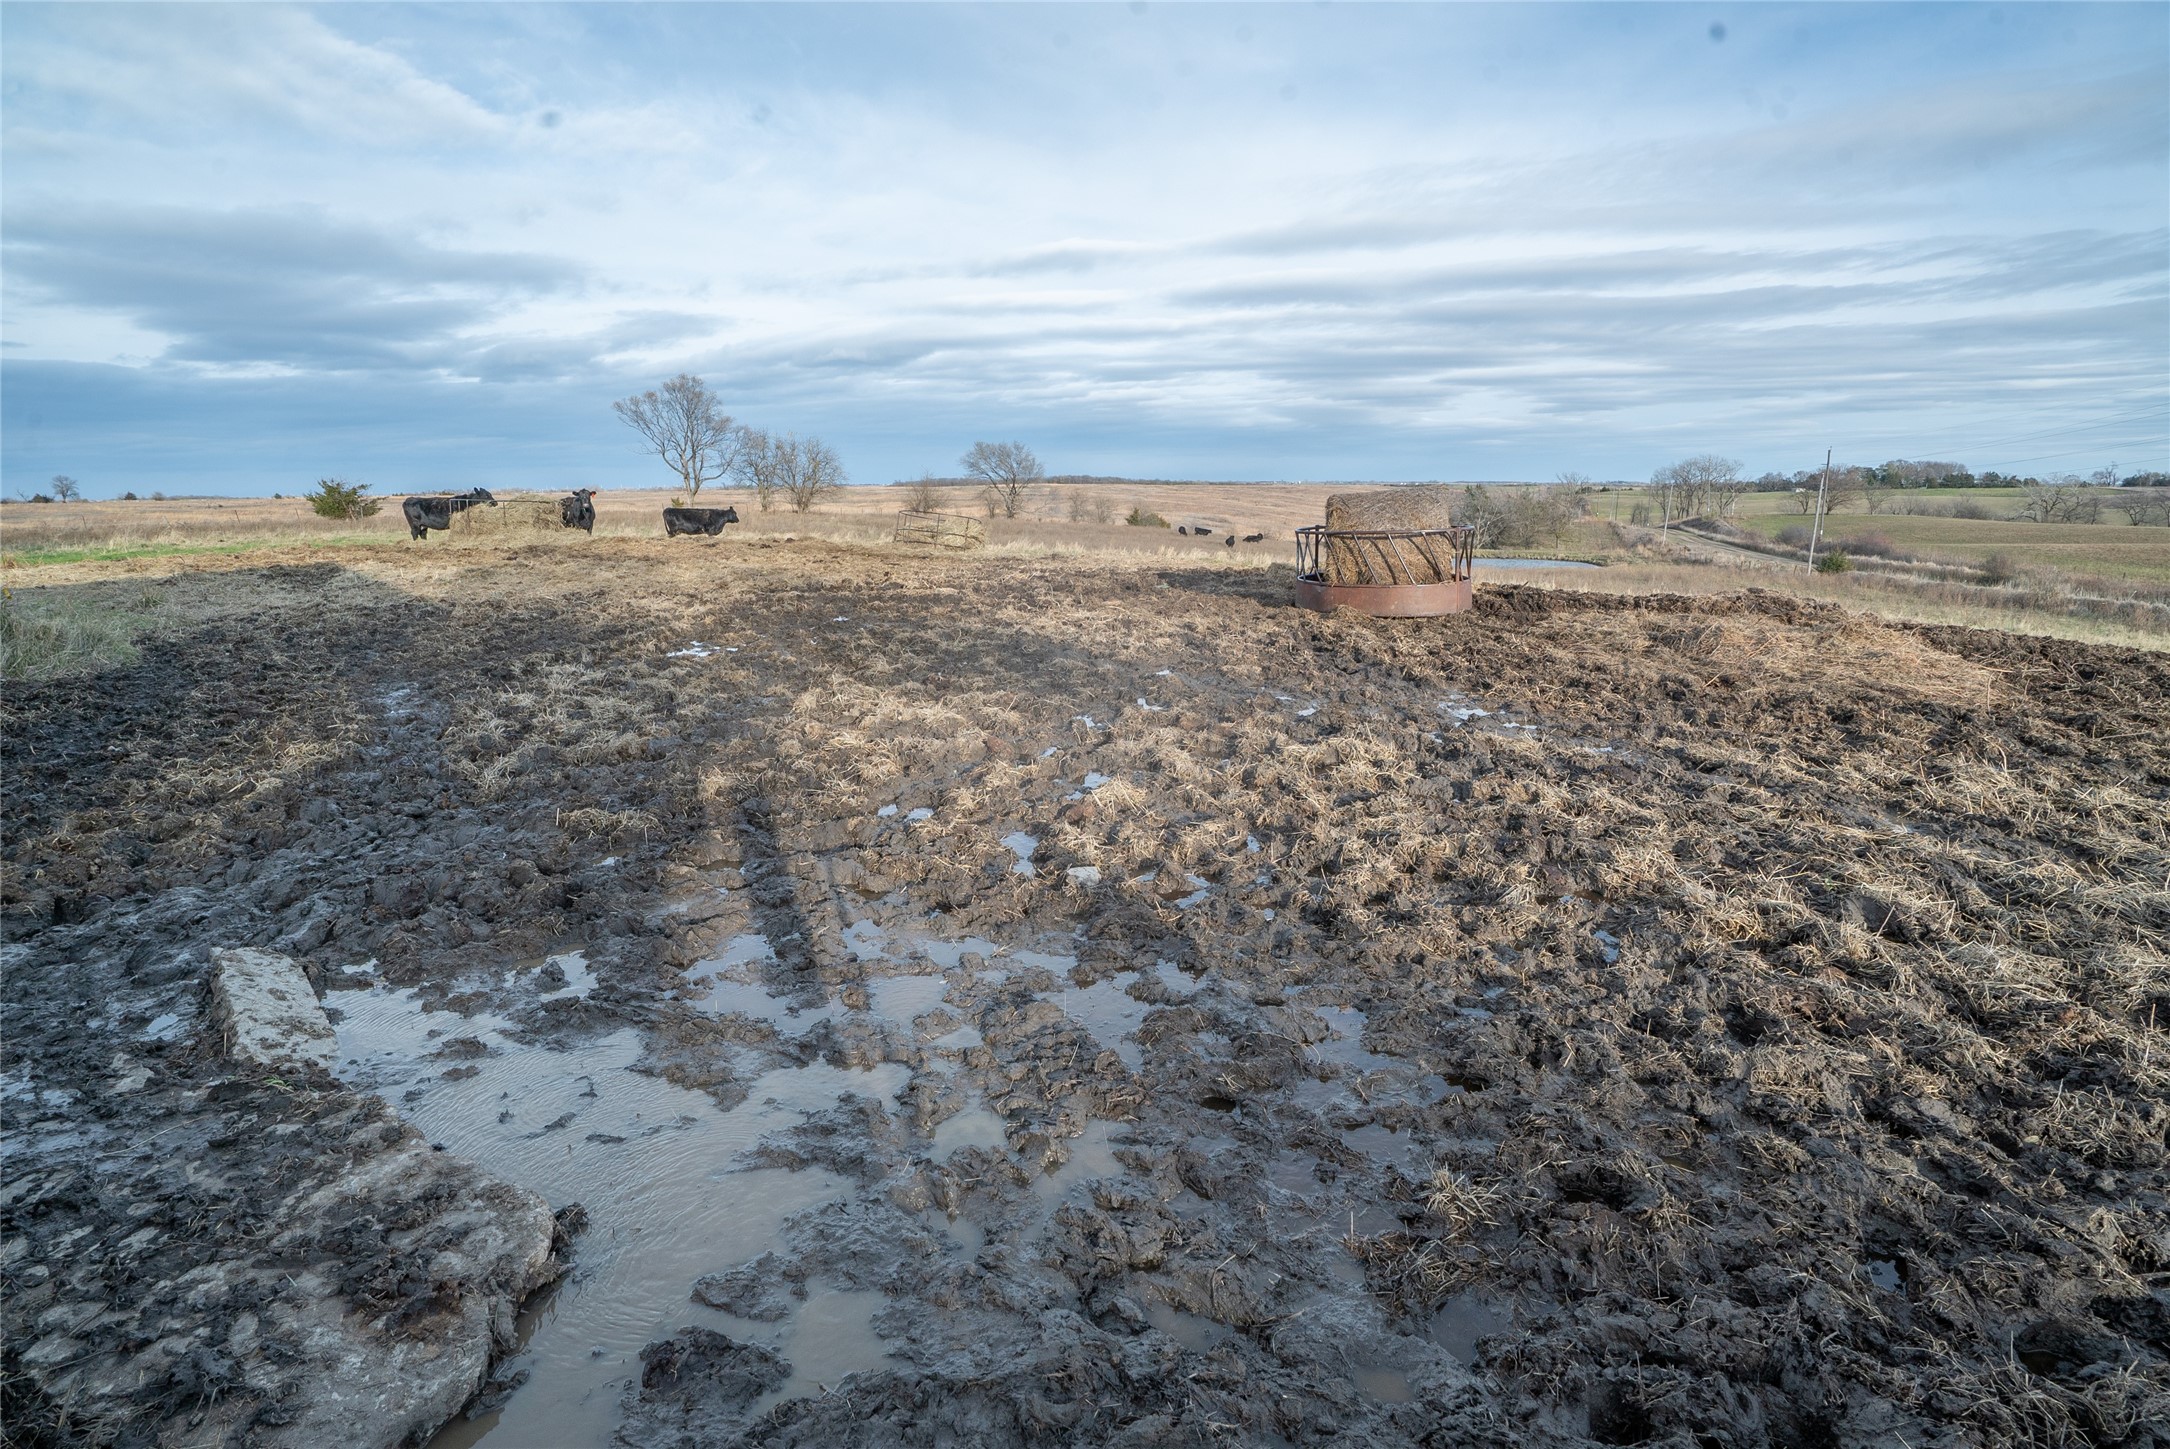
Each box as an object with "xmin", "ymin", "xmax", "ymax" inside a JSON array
[
  {"xmin": 333, "ymin": 985, "xmax": 904, "ymax": 1448},
  {"xmin": 1000, "ymin": 832, "xmax": 1038, "ymax": 877}
]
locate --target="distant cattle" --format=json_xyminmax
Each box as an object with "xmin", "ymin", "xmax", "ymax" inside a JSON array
[
  {"xmin": 1176, "ymin": 526, "xmax": 1190, "ymax": 536},
  {"xmin": 1194, "ymin": 526, "xmax": 1213, "ymax": 536},
  {"xmin": 403, "ymin": 488, "xmax": 496, "ymax": 540},
  {"xmin": 1227, "ymin": 535, "xmax": 1235, "ymax": 547},
  {"xmin": 560, "ymin": 489, "xmax": 596, "ymax": 533},
  {"xmin": 1242, "ymin": 533, "xmax": 1265, "ymax": 543},
  {"xmin": 663, "ymin": 505, "xmax": 740, "ymax": 537}
]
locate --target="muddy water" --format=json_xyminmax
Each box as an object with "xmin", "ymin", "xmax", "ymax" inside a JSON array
[
  {"xmin": 329, "ymin": 924, "xmax": 1184, "ymax": 1445},
  {"xmin": 331, "ymin": 973, "xmax": 905, "ymax": 1448}
]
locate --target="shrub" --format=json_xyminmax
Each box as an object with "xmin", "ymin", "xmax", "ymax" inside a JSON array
[
  {"xmin": 1949, "ymin": 499, "xmax": 1994, "ymax": 520},
  {"xmin": 1774, "ymin": 525, "xmax": 1811, "ymax": 550},
  {"xmin": 121, "ymin": 491, "xmax": 138, "ymax": 501},
  {"xmin": 1837, "ymin": 531, "xmax": 1902, "ymax": 560},
  {"xmin": 1978, "ymin": 553, "xmax": 2023, "ymax": 584},
  {"xmin": 305, "ymin": 477, "xmax": 379, "ymax": 519},
  {"xmin": 1814, "ymin": 550, "xmax": 1853, "ymax": 573},
  {"xmin": 1125, "ymin": 506, "xmax": 1169, "ymax": 528}
]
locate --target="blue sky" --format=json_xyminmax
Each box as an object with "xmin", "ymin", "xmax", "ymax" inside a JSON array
[{"xmin": 3, "ymin": 2, "xmax": 2164, "ymax": 497}]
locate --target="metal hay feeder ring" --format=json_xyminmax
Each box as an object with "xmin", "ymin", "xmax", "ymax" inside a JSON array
[{"xmin": 1293, "ymin": 524, "xmax": 1477, "ymax": 617}]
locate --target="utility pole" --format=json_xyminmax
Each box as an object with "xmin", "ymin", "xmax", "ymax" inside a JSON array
[{"xmin": 1807, "ymin": 448, "xmax": 1832, "ymax": 567}]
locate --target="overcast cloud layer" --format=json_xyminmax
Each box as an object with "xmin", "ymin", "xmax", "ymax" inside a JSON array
[{"xmin": 3, "ymin": 1, "xmax": 2164, "ymax": 496}]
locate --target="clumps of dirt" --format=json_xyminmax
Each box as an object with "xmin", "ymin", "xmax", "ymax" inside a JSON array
[{"xmin": 5, "ymin": 542, "xmax": 2167, "ymax": 1446}]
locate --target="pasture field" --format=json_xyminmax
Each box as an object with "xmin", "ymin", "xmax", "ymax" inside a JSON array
[
  {"xmin": 1722, "ymin": 492, "xmax": 2170, "ymax": 587},
  {"xmin": 4, "ymin": 534, "xmax": 2166, "ymax": 1447}
]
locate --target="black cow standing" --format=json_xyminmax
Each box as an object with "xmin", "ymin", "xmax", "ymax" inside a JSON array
[
  {"xmin": 663, "ymin": 505, "xmax": 740, "ymax": 537},
  {"xmin": 403, "ymin": 487, "xmax": 496, "ymax": 540},
  {"xmin": 560, "ymin": 489, "xmax": 597, "ymax": 533}
]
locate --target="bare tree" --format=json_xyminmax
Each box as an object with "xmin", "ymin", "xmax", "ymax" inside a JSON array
[
  {"xmin": 48, "ymin": 475, "xmax": 81, "ymax": 502},
  {"xmin": 1555, "ymin": 471, "xmax": 1592, "ymax": 489},
  {"xmin": 735, "ymin": 429, "xmax": 780, "ymax": 511},
  {"xmin": 962, "ymin": 441, "xmax": 1043, "ymax": 519},
  {"xmin": 1649, "ymin": 455, "xmax": 1743, "ymax": 521},
  {"xmin": 904, "ymin": 475, "xmax": 947, "ymax": 513},
  {"xmin": 778, "ymin": 435, "xmax": 846, "ymax": 513},
  {"xmin": 613, "ymin": 374, "xmax": 745, "ymax": 500}
]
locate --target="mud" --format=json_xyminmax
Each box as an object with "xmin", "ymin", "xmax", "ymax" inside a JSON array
[{"xmin": 4, "ymin": 541, "xmax": 2168, "ymax": 1447}]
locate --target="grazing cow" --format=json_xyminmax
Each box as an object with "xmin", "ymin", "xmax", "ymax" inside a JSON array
[
  {"xmin": 560, "ymin": 488, "xmax": 596, "ymax": 533},
  {"xmin": 663, "ymin": 505, "xmax": 740, "ymax": 537},
  {"xmin": 1176, "ymin": 526, "xmax": 1190, "ymax": 536},
  {"xmin": 1242, "ymin": 533, "xmax": 1265, "ymax": 543},
  {"xmin": 403, "ymin": 487, "xmax": 496, "ymax": 540},
  {"xmin": 1226, "ymin": 535, "xmax": 1236, "ymax": 547},
  {"xmin": 1194, "ymin": 526, "xmax": 1213, "ymax": 536}
]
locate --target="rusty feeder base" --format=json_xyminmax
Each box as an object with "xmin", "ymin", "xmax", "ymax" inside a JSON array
[
  {"xmin": 1292, "ymin": 523, "xmax": 1477, "ymax": 617},
  {"xmin": 1293, "ymin": 575, "xmax": 1473, "ymax": 617}
]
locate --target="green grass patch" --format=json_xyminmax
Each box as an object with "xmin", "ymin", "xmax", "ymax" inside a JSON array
[
  {"xmin": 0, "ymin": 536, "xmax": 384, "ymax": 568},
  {"xmin": 0, "ymin": 590, "xmax": 156, "ymax": 679}
]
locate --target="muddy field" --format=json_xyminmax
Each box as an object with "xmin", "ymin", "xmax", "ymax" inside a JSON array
[{"xmin": 4, "ymin": 538, "xmax": 2167, "ymax": 1448}]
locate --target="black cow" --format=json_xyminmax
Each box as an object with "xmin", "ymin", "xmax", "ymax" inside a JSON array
[
  {"xmin": 403, "ymin": 487, "xmax": 496, "ymax": 540},
  {"xmin": 663, "ymin": 505, "xmax": 740, "ymax": 537},
  {"xmin": 560, "ymin": 488, "xmax": 596, "ymax": 532},
  {"xmin": 1242, "ymin": 532, "xmax": 1265, "ymax": 543},
  {"xmin": 1194, "ymin": 526, "xmax": 1213, "ymax": 536},
  {"xmin": 1226, "ymin": 535, "xmax": 1236, "ymax": 547},
  {"xmin": 1176, "ymin": 526, "xmax": 1190, "ymax": 536}
]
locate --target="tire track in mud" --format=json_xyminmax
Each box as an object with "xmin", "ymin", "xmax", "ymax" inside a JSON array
[{"xmin": 5, "ymin": 543, "xmax": 2168, "ymax": 1448}]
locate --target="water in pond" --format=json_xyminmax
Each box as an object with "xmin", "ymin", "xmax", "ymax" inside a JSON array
[
  {"xmin": 1473, "ymin": 557, "xmax": 1602, "ymax": 570},
  {"xmin": 334, "ymin": 984, "xmax": 905, "ymax": 1448}
]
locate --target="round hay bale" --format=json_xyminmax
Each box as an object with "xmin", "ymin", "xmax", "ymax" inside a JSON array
[
  {"xmin": 1320, "ymin": 485, "xmax": 1456, "ymax": 584},
  {"xmin": 447, "ymin": 495, "xmax": 566, "ymax": 539}
]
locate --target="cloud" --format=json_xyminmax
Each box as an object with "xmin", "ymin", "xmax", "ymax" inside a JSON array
[
  {"xmin": 3, "ymin": 203, "xmax": 582, "ymax": 373},
  {"xmin": 1, "ymin": 5, "xmax": 507, "ymax": 145}
]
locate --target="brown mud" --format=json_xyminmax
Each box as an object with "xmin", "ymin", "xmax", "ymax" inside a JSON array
[{"xmin": 3, "ymin": 539, "xmax": 2167, "ymax": 1447}]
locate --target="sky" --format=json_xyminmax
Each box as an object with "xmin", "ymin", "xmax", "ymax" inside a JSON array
[{"xmin": 2, "ymin": 2, "xmax": 2165, "ymax": 498}]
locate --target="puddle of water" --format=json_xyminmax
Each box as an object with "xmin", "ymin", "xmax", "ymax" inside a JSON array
[
  {"xmin": 1051, "ymin": 973, "xmax": 1150, "ymax": 1071},
  {"xmin": 1427, "ymin": 1291, "xmax": 1512, "ymax": 1363},
  {"xmin": 865, "ymin": 974, "xmax": 948, "ymax": 1027},
  {"xmin": 1310, "ymin": 1006, "xmax": 1400, "ymax": 1075},
  {"xmin": 1267, "ymin": 1151, "xmax": 1323, "ymax": 1208},
  {"xmin": 929, "ymin": 1024, "xmax": 984, "ymax": 1050},
  {"xmin": 1000, "ymin": 832, "xmax": 1038, "ymax": 877},
  {"xmin": 841, "ymin": 919, "xmax": 887, "ymax": 959},
  {"xmin": 140, "ymin": 1012, "xmax": 184, "ymax": 1042},
  {"xmin": 1353, "ymin": 1366, "xmax": 1412, "ymax": 1402},
  {"xmin": 1865, "ymin": 1257, "xmax": 1903, "ymax": 1292},
  {"xmin": 916, "ymin": 936, "xmax": 1003, "ymax": 971},
  {"xmin": 1340, "ymin": 1122, "xmax": 1420, "ymax": 1170},
  {"xmin": 1081, "ymin": 772, "xmax": 1112, "ymax": 790},
  {"xmin": 1032, "ymin": 1120, "xmax": 1122, "ymax": 1205},
  {"xmin": 930, "ymin": 1106, "xmax": 1009, "ymax": 1158},
  {"xmin": 1592, "ymin": 928, "xmax": 1622, "ymax": 964},
  {"xmin": 906, "ymin": 807, "xmax": 934, "ymax": 822},
  {"xmin": 665, "ymin": 643, "xmax": 718, "ymax": 659},
  {"xmin": 1153, "ymin": 960, "xmax": 1198, "ymax": 996},
  {"xmin": 744, "ymin": 1286, "xmax": 890, "ymax": 1414},
  {"xmin": 877, "ymin": 804, "xmax": 899, "ymax": 818},
  {"xmin": 537, "ymin": 950, "xmax": 596, "ymax": 1002},
  {"xmin": 1145, "ymin": 1299, "xmax": 1231, "ymax": 1351},
  {"xmin": 336, "ymin": 988, "xmax": 902, "ymax": 1448}
]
